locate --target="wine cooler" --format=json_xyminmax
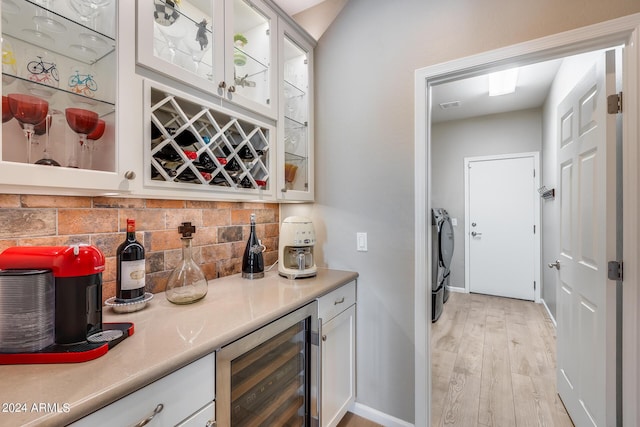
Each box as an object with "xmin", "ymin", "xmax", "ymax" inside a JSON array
[{"xmin": 216, "ymin": 301, "xmax": 319, "ymax": 426}]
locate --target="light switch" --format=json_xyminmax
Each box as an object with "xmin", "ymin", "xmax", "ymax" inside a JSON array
[
  {"xmin": 356, "ymin": 232, "xmax": 368, "ymax": 252},
  {"xmin": 451, "ymin": 218, "xmax": 458, "ymax": 226}
]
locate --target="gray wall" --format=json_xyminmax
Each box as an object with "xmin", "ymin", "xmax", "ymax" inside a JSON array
[
  {"xmin": 431, "ymin": 109, "xmax": 543, "ymax": 291},
  {"xmin": 284, "ymin": 0, "xmax": 640, "ymax": 423}
]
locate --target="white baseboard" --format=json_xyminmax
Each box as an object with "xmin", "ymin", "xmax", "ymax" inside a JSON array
[
  {"xmin": 349, "ymin": 402, "xmax": 414, "ymax": 427},
  {"xmin": 541, "ymin": 298, "xmax": 557, "ymax": 328}
]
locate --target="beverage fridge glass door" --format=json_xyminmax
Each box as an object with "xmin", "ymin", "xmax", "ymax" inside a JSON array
[{"xmin": 216, "ymin": 301, "xmax": 319, "ymax": 426}]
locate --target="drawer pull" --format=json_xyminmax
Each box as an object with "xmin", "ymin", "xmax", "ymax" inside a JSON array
[
  {"xmin": 134, "ymin": 403, "xmax": 164, "ymax": 427},
  {"xmin": 334, "ymin": 297, "xmax": 345, "ymax": 305}
]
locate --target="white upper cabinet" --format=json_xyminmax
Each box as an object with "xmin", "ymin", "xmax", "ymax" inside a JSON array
[
  {"xmin": 0, "ymin": 0, "xmax": 137, "ymax": 194},
  {"xmin": 136, "ymin": 0, "xmax": 278, "ymax": 119}
]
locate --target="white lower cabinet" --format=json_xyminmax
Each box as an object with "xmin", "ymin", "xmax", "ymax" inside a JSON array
[
  {"xmin": 70, "ymin": 353, "xmax": 215, "ymax": 427},
  {"xmin": 318, "ymin": 281, "xmax": 356, "ymax": 427}
]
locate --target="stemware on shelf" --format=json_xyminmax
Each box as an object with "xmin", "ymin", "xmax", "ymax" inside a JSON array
[
  {"xmin": 84, "ymin": 118, "xmax": 105, "ymax": 168},
  {"xmin": 22, "ymin": 49, "xmax": 59, "ymax": 97},
  {"xmin": 7, "ymin": 93, "xmax": 49, "ymax": 164},
  {"xmin": 65, "ymin": 107, "xmax": 98, "ymax": 168},
  {"xmin": 33, "ymin": 113, "xmax": 61, "ymax": 166},
  {"xmin": 2, "ymin": 37, "xmax": 17, "ymax": 85},
  {"xmin": 67, "ymin": 0, "xmax": 112, "ymax": 27},
  {"xmin": 2, "ymin": 96, "xmax": 13, "ymax": 123},
  {"xmin": 184, "ymin": 19, "xmax": 211, "ymax": 76}
]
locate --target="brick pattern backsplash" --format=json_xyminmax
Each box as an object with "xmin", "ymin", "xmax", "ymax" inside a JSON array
[{"xmin": 0, "ymin": 195, "xmax": 279, "ymax": 303}]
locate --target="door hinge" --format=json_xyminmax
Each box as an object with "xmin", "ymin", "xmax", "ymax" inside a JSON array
[
  {"xmin": 607, "ymin": 260, "xmax": 623, "ymax": 281},
  {"xmin": 607, "ymin": 92, "xmax": 623, "ymax": 114}
]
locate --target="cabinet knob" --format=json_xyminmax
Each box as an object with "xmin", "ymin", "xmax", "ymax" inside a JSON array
[
  {"xmin": 124, "ymin": 171, "xmax": 136, "ymax": 180},
  {"xmin": 322, "ymin": 335, "xmax": 327, "ymax": 341},
  {"xmin": 228, "ymin": 85, "xmax": 236, "ymax": 93},
  {"xmin": 206, "ymin": 420, "xmax": 217, "ymax": 427},
  {"xmin": 281, "ymin": 187, "xmax": 287, "ymax": 193},
  {"xmin": 218, "ymin": 81, "xmax": 226, "ymax": 89}
]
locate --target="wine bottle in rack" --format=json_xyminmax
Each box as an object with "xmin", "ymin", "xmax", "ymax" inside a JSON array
[{"xmin": 116, "ymin": 219, "xmax": 146, "ymax": 302}]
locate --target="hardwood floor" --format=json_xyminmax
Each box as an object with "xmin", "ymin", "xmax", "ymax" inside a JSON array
[
  {"xmin": 337, "ymin": 412, "xmax": 383, "ymax": 427},
  {"xmin": 431, "ymin": 292, "xmax": 574, "ymax": 427}
]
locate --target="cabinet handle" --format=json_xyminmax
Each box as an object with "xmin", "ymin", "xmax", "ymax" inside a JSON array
[
  {"xmin": 206, "ymin": 420, "xmax": 217, "ymax": 427},
  {"xmin": 218, "ymin": 81, "xmax": 226, "ymax": 89},
  {"xmin": 281, "ymin": 187, "xmax": 287, "ymax": 193},
  {"xmin": 228, "ymin": 85, "xmax": 236, "ymax": 93},
  {"xmin": 334, "ymin": 297, "xmax": 345, "ymax": 305},
  {"xmin": 124, "ymin": 170, "xmax": 136, "ymax": 180},
  {"xmin": 322, "ymin": 334, "xmax": 327, "ymax": 341},
  {"xmin": 133, "ymin": 403, "xmax": 164, "ymax": 427}
]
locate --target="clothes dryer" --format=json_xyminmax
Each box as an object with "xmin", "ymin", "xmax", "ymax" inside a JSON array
[{"xmin": 431, "ymin": 208, "xmax": 454, "ymax": 322}]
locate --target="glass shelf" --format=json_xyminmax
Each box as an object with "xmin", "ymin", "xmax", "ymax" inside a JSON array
[
  {"xmin": 2, "ymin": 0, "xmax": 115, "ymax": 65},
  {"xmin": 3, "ymin": 72, "xmax": 115, "ymax": 114}
]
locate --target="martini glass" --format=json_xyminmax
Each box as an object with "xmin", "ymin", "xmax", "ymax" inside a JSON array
[
  {"xmin": 7, "ymin": 93, "xmax": 49, "ymax": 164},
  {"xmin": 65, "ymin": 107, "xmax": 98, "ymax": 168},
  {"xmin": 85, "ymin": 118, "xmax": 105, "ymax": 168}
]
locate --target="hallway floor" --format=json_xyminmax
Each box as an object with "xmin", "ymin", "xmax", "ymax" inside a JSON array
[{"xmin": 431, "ymin": 292, "xmax": 574, "ymax": 426}]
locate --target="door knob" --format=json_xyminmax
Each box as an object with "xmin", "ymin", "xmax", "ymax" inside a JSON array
[
  {"xmin": 548, "ymin": 260, "xmax": 561, "ymax": 270},
  {"xmin": 471, "ymin": 231, "xmax": 482, "ymax": 237}
]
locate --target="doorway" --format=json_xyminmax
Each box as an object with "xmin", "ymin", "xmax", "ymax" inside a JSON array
[
  {"xmin": 464, "ymin": 153, "xmax": 540, "ymax": 301},
  {"xmin": 413, "ymin": 14, "xmax": 640, "ymax": 427}
]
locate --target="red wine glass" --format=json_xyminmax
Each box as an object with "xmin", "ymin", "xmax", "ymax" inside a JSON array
[
  {"xmin": 2, "ymin": 96, "xmax": 13, "ymax": 123},
  {"xmin": 85, "ymin": 118, "xmax": 105, "ymax": 168},
  {"xmin": 65, "ymin": 107, "xmax": 98, "ymax": 168},
  {"xmin": 7, "ymin": 93, "xmax": 49, "ymax": 164},
  {"xmin": 32, "ymin": 114, "xmax": 61, "ymax": 166}
]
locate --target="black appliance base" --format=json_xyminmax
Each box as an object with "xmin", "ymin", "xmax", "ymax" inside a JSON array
[{"xmin": 0, "ymin": 322, "xmax": 134, "ymax": 365}]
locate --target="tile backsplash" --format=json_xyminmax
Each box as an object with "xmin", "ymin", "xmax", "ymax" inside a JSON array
[{"xmin": 0, "ymin": 194, "xmax": 279, "ymax": 303}]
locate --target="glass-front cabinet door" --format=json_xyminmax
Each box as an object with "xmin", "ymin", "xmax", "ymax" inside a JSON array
[
  {"xmin": 224, "ymin": 0, "xmax": 277, "ymax": 118},
  {"xmin": 1, "ymin": 0, "xmax": 121, "ymax": 190},
  {"xmin": 136, "ymin": 0, "xmax": 223, "ymax": 95},
  {"xmin": 278, "ymin": 22, "xmax": 313, "ymax": 201},
  {"xmin": 137, "ymin": 0, "xmax": 277, "ymax": 119}
]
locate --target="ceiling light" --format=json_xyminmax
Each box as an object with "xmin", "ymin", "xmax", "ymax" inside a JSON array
[{"xmin": 489, "ymin": 68, "xmax": 519, "ymax": 96}]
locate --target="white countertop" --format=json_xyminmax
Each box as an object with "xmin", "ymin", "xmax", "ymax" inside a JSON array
[{"xmin": 0, "ymin": 268, "xmax": 358, "ymax": 426}]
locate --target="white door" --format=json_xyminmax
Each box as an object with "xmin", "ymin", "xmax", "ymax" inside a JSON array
[
  {"xmin": 466, "ymin": 154, "xmax": 538, "ymax": 300},
  {"xmin": 555, "ymin": 50, "xmax": 618, "ymax": 426}
]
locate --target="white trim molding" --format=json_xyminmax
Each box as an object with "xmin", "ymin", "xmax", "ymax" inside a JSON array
[
  {"xmin": 415, "ymin": 13, "xmax": 640, "ymax": 427},
  {"xmin": 350, "ymin": 402, "xmax": 415, "ymax": 427}
]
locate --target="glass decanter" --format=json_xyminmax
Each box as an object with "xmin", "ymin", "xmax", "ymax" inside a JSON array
[{"xmin": 166, "ymin": 222, "xmax": 208, "ymax": 304}]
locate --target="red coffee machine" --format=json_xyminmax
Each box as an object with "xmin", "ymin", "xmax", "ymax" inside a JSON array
[{"xmin": 0, "ymin": 245, "xmax": 134, "ymax": 364}]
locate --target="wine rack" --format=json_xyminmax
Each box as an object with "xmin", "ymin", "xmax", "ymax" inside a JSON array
[
  {"xmin": 230, "ymin": 322, "xmax": 306, "ymax": 426},
  {"xmin": 146, "ymin": 83, "xmax": 273, "ymax": 195}
]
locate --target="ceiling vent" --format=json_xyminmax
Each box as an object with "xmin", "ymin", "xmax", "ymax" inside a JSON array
[{"xmin": 439, "ymin": 101, "xmax": 461, "ymax": 110}]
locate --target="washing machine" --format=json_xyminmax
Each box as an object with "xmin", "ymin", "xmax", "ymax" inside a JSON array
[{"xmin": 432, "ymin": 208, "xmax": 454, "ymax": 322}]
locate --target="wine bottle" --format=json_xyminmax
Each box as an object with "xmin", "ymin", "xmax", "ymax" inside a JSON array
[
  {"xmin": 242, "ymin": 213, "xmax": 265, "ymax": 279},
  {"xmin": 116, "ymin": 219, "xmax": 146, "ymax": 302}
]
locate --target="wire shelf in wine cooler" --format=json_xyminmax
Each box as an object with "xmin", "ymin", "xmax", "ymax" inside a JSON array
[{"xmin": 145, "ymin": 82, "xmax": 273, "ymax": 196}]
